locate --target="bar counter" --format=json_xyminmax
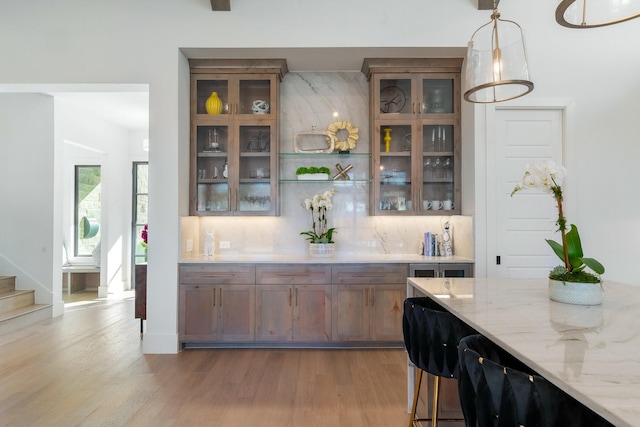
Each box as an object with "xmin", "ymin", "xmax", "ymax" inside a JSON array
[{"xmin": 407, "ymin": 277, "xmax": 640, "ymax": 427}]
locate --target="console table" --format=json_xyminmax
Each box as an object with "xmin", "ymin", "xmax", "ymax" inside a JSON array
[
  {"xmin": 407, "ymin": 277, "xmax": 640, "ymax": 427},
  {"xmin": 135, "ymin": 264, "xmax": 147, "ymax": 338}
]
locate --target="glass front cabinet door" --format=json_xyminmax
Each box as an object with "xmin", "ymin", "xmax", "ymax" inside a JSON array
[
  {"xmin": 362, "ymin": 58, "xmax": 462, "ymax": 216},
  {"xmin": 189, "ymin": 59, "xmax": 288, "ymax": 216}
]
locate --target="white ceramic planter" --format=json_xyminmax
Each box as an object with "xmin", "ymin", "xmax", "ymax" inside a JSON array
[
  {"xmin": 309, "ymin": 243, "xmax": 335, "ymax": 257},
  {"xmin": 297, "ymin": 173, "xmax": 329, "ymax": 181},
  {"xmin": 548, "ymin": 279, "xmax": 603, "ymax": 306}
]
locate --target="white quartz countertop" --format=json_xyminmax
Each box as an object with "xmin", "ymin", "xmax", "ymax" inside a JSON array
[
  {"xmin": 407, "ymin": 277, "xmax": 640, "ymax": 427},
  {"xmin": 179, "ymin": 254, "xmax": 473, "ymax": 264}
]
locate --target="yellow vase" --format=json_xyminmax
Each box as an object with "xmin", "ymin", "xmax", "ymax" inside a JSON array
[
  {"xmin": 383, "ymin": 128, "xmax": 392, "ymax": 152},
  {"xmin": 205, "ymin": 92, "xmax": 223, "ymax": 115}
]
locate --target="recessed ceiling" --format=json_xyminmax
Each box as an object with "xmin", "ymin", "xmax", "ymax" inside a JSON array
[{"xmin": 181, "ymin": 47, "xmax": 467, "ymax": 72}]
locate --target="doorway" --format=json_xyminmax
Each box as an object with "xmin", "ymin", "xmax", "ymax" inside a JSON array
[{"xmin": 486, "ymin": 106, "xmax": 567, "ymax": 278}]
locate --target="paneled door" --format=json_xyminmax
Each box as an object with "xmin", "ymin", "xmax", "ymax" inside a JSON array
[{"xmin": 487, "ymin": 107, "xmax": 565, "ymax": 278}]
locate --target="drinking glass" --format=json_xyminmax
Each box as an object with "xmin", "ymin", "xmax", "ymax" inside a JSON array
[{"xmin": 444, "ymin": 158, "xmax": 452, "ymax": 179}]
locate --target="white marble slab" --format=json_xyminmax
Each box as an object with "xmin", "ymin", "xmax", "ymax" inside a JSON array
[
  {"xmin": 407, "ymin": 277, "xmax": 640, "ymax": 427},
  {"xmin": 180, "ymin": 253, "xmax": 473, "ymax": 264}
]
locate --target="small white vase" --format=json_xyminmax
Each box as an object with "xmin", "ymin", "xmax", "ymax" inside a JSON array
[
  {"xmin": 548, "ymin": 279, "xmax": 603, "ymax": 306},
  {"xmin": 309, "ymin": 243, "xmax": 335, "ymax": 258}
]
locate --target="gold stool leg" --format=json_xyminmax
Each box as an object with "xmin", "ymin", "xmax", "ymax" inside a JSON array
[
  {"xmin": 432, "ymin": 375, "xmax": 441, "ymax": 427},
  {"xmin": 409, "ymin": 369, "xmax": 423, "ymax": 427}
]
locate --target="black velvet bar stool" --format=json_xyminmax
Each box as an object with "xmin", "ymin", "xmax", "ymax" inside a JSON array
[
  {"xmin": 457, "ymin": 334, "xmax": 615, "ymax": 427},
  {"xmin": 403, "ymin": 297, "xmax": 477, "ymax": 427}
]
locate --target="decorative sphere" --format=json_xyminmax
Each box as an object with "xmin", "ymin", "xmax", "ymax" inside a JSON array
[{"xmin": 251, "ymin": 100, "xmax": 270, "ymax": 114}]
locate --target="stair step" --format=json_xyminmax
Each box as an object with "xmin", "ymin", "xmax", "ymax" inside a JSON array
[
  {"xmin": 0, "ymin": 290, "xmax": 35, "ymax": 314},
  {"xmin": 0, "ymin": 276, "xmax": 16, "ymax": 294},
  {"xmin": 0, "ymin": 303, "xmax": 52, "ymax": 336}
]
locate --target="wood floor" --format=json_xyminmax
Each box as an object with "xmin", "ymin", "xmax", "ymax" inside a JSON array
[{"xmin": 0, "ymin": 291, "xmax": 410, "ymax": 426}]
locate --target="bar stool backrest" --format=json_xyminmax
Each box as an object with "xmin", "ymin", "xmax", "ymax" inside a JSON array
[
  {"xmin": 403, "ymin": 297, "xmax": 477, "ymax": 379},
  {"xmin": 458, "ymin": 334, "xmax": 568, "ymax": 427}
]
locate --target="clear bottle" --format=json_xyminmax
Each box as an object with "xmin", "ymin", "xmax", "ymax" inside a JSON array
[
  {"xmin": 443, "ymin": 222, "xmax": 453, "ymax": 256},
  {"xmin": 222, "ymin": 160, "xmax": 229, "ymax": 179}
]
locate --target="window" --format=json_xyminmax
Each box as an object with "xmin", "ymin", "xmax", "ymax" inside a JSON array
[
  {"xmin": 133, "ymin": 162, "xmax": 148, "ymax": 265},
  {"xmin": 74, "ymin": 165, "xmax": 101, "ymax": 257}
]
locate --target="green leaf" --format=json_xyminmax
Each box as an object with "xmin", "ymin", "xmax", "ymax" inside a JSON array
[
  {"xmin": 545, "ymin": 239, "xmax": 565, "ymax": 263},
  {"xmin": 581, "ymin": 257, "xmax": 605, "ymax": 275},
  {"xmin": 565, "ymin": 224, "xmax": 584, "ymax": 266}
]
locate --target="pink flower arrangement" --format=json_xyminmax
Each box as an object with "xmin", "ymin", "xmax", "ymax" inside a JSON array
[{"xmin": 141, "ymin": 225, "xmax": 148, "ymax": 247}]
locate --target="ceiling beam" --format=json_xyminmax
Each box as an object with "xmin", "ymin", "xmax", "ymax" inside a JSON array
[
  {"xmin": 478, "ymin": 0, "xmax": 499, "ymax": 10},
  {"xmin": 210, "ymin": 0, "xmax": 230, "ymax": 11}
]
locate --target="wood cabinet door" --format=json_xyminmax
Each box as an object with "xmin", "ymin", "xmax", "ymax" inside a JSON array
[
  {"xmin": 332, "ymin": 285, "xmax": 370, "ymax": 341},
  {"xmin": 179, "ymin": 284, "xmax": 216, "ymax": 342},
  {"xmin": 218, "ymin": 285, "xmax": 255, "ymax": 342},
  {"xmin": 255, "ymin": 285, "xmax": 293, "ymax": 341},
  {"xmin": 293, "ymin": 285, "xmax": 331, "ymax": 342},
  {"xmin": 369, "ymin": 284, "xmax": 404, "ymax": 342},
  {"xmin": 189, "ymin": 60, "xmax": 286, "ymax": 217}
]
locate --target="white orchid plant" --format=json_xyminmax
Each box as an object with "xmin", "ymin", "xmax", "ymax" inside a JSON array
[
  {"xmin": 511, "ymin": 160, "xmax": 605, "ymax": 283},
  {"xmin": 300, "ymin": 189, "xmax": 337, "ymax": 244}
]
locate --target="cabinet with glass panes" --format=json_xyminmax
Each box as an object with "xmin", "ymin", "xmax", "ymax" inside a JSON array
[
  {"xmin": 362, "ymin": 58, "xmax": 463, "ymax": 216},
  {"xmin": 189, "ymin": 59, "xmax": 288, "ymax": 216}
]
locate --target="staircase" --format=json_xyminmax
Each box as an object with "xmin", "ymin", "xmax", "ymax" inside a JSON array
[{"xmin": 0, "ymin": 276, "xmax": 52, "ymax": 335}]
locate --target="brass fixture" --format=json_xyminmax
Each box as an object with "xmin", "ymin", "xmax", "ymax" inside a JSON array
[
  {"xmin": 556, "ymin": 0, "xmax": 640, "ymax": 28},
  {"xmin": 463, "ymin": 1, "xmax": 534, "ymax": 103}
]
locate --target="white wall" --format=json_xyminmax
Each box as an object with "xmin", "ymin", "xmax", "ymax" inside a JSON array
[
  {"xmin": 1, "ymin": 0, "xmax": 639, "ymax": 353},
  {"xmin": 0, "ymin": 94, "xmax": 56, "ymax": 305}
]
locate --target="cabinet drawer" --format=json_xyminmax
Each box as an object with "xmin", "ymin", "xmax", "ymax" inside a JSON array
[
  {"xmin": 180, "ymin": 264, "xmax": 255, "ymax": 284},
  {"xmin": 332, "ymin": 264, "xmax": 407, "ymax": 284},
  {"xmin": 256, "ymin": 265, "xmax": 331, "ymax": 285}
]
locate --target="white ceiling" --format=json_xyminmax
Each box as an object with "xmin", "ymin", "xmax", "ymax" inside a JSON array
[{"xmin": 52, "ymin": 92, "xmax": 149, "ymax": 131}]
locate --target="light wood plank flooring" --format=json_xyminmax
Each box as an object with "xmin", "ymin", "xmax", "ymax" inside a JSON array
[{"xmin": 0, "ymin": 291, "xmax": 409, "ymax": 426}]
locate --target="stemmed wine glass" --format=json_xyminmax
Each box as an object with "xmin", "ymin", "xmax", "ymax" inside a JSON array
[
  {"xmin": 444, "ymin": 158, "xmax": 452, "ymax": 179},
  {"xmin": 423, "ymin": 158, "xmax": 432, "ymax": 181}
]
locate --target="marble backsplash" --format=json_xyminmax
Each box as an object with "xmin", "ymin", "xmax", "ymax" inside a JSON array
[
  {"xmin": 181, "ymin": 71, "xmax": 473, "ymax": 260},
  {"xmin": 181, "ymin": 214, "xmax": 473, "ymax": 259}
]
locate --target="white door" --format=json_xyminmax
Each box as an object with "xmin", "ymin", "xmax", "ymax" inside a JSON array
[{"xmin": 487, "ymin": 108, "xmax": 565, "ymax": 278}]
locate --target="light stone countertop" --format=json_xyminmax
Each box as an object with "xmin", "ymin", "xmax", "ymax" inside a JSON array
[
  {"xmin": 179, "ymin": 253, "xmax": 474, "ymax": 264},
  {"xmin": 407, "ymin": 277, "xmax": 640, "ymax": 427}
]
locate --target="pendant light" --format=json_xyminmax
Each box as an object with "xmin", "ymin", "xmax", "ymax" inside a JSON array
[
  {"xmin": 556, "ymin": 0, "xmax": 640, "ymax": 28},
  {"xmin": 463, "ymin": 2, "xmax": 534, "ymax": 103}
]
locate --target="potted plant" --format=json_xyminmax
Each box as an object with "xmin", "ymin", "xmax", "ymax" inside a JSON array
[
  {"xmin": 300, "ymin": 189, "xmax": 337, "ymax": 257},
  {"xmin": 296, "ymin": 166, "xmax": 331, "ymax": 181},
  {"xmin": 511, "ymin": 161, "xmax": 605, "ymax": 305}
]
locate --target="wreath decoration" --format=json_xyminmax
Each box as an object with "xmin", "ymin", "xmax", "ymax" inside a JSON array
[{"xmin": 327, "ymin": 121, "xmax": 359, "ymax": 151}]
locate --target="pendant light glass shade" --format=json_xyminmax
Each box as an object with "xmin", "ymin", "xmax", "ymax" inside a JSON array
[
  {"xmin": 463, "ymin": 11, "xmax": 534, "ymax": 103},
  {"xmin": 556, "ymin": 0, "xmax": 640, "ymax": 28}
]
